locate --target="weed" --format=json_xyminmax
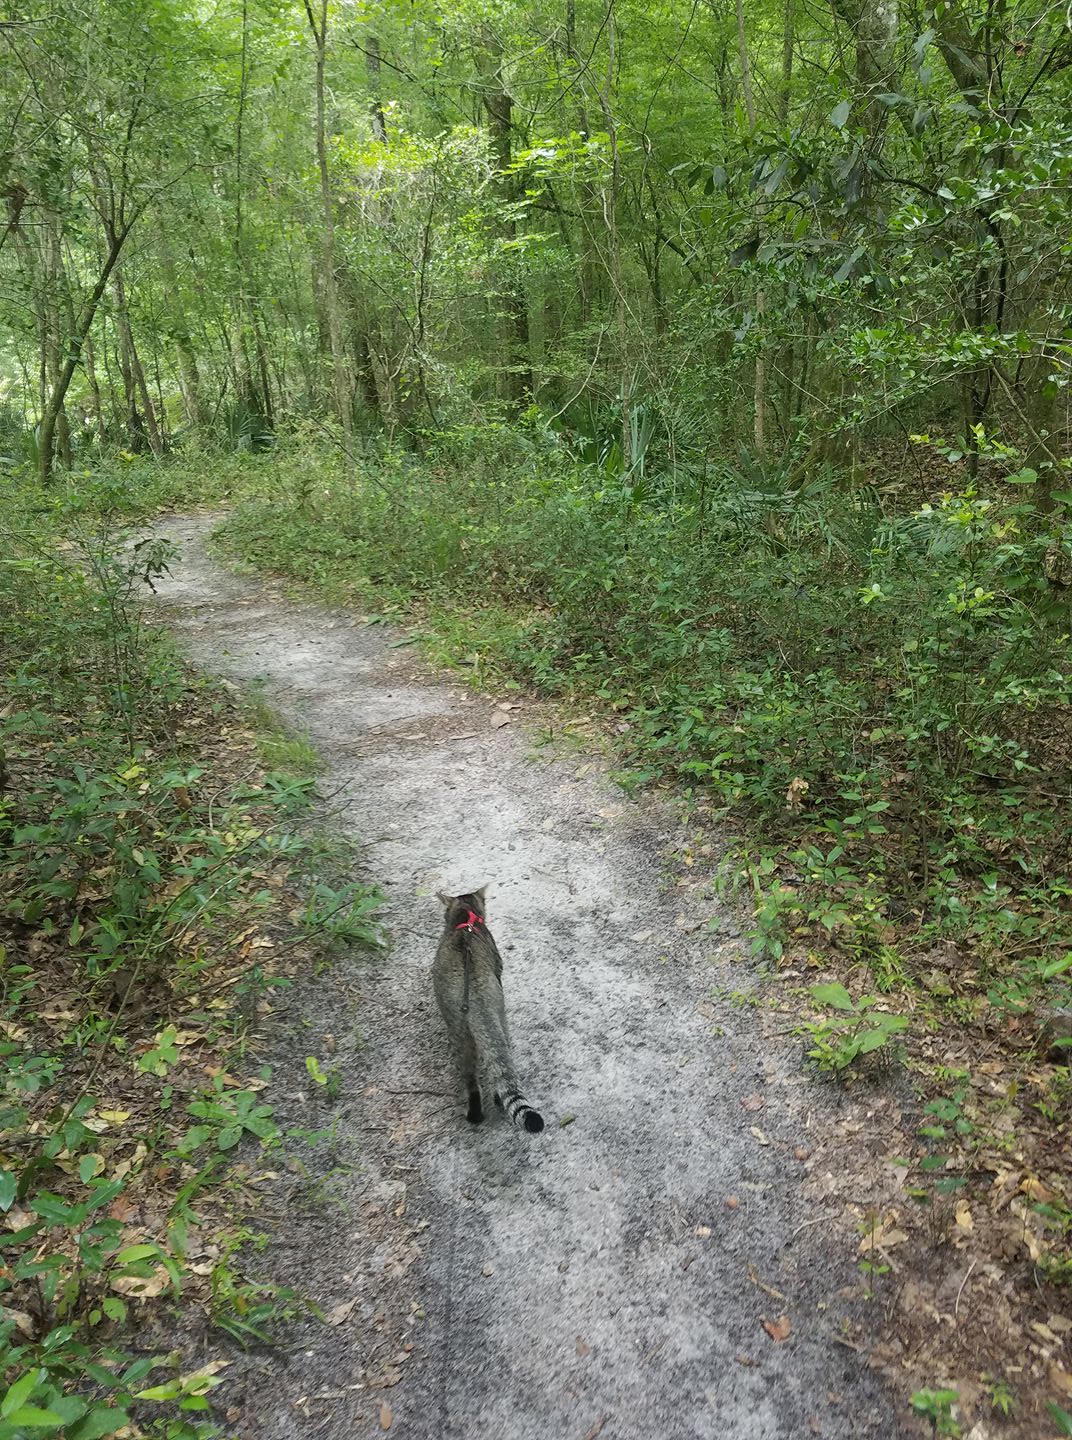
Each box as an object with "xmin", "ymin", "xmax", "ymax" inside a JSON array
[
  {"xmin": 910, "ymin": 1388, "xmax": 960, "ymax": 1436},
  {"xmin": 983, "ymin": 1375, "xmax": 1016, "ymax": 1418},
  {"xmin": 802, "ymin": 983, "xmax": 909, "ymax": 1075}
]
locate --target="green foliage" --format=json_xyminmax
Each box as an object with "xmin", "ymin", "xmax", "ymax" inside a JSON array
[
  {"xmin": 983, "ymin": 1375, "xmax": 1016, "ymax": 1418},
  {"xmin": 1049, "ymin": 1401, "xmax": 1072, "ymax": 1436},
  {"xmin": 209, "ymin": 432, "xmax": 1072, "ymax": 1015},
  {"xmin": 803, "ymin": 984, "xmax": 909, "ymax": 1075},
  {"xmin": 910, "ymin": 1388, "xmax": 960, "ymax": 1437},
  {"xmin": 0, "ymin": 492, "xmax": 377, "ymax": 1435}
]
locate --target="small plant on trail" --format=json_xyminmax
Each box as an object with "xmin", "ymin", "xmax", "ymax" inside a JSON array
[
  {"xmin": 178, "ymin": 1078, "xmax": 278, "ymax": 1155},
  {"xmin": 803, "ymin": 984, "xmax": 909, "ymax": 1075},
  {"xmin": 983, "ymin": 1375, "xmax": 1016, "ymax": 1418},
  {"xmin": 299, "ymin": 880, "xmax": 384, "ymax": 952},
  {"xmin": 910, "ymin": 1388, "xmax": 960, "ymax": 1437}
]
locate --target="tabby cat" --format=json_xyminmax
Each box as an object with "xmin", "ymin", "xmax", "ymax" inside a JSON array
[{"xmin": 432, "ymin": 888, "xmax": 544, "ymax": 1134}]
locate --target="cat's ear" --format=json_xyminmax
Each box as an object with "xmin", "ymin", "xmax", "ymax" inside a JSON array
[
  {"xmin": 436, "ymin": 891, "xmax": 452, "ymax": 909},
  {"xmin": 474, "ymin": 886, "xmax": 487, "ymax": 906}
]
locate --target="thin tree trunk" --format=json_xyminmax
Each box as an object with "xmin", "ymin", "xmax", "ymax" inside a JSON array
[
  {"xmin": 366, "ymin": 33, "xmax": 388, "ymax": 143},
  {"xmin": 83, "ymin": 329, "xmax": 106, "ymax": 445},
  {"xmin": 304, "ymin": 0, "xmax": 353, "ymax": 435},
  {"xmin": 736, "ymin": 0, "xmax": 767, "ymax": 458},
  {"xmin": 780, "ymin": 0, "xmax": 794, "ymax": 124},
  {"xmin": 591, "ymin": 3, "xmax": 630, "ymax": 467},
  {"xmin": 481, "ymin": 28, "xmax": 534, "ymax": 408},
  {"xmin": 113, "ymin": 264, "xmax": 163, "ymax": 455},
  {"xmin": 157, "ymin": 228, "xmax": 206, "ymax": 431},
  {"xmin": 39, "ymin": 217, "xmax": 137, "ymax": 480}
]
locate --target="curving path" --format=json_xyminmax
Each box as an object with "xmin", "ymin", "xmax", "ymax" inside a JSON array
[{"xmin": 149, "ymin": 513, "xmax": 903, "ymax": 1440}]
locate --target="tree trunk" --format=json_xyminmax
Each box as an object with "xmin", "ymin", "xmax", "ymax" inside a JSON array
[
  {"xmin": 39, "ymin": 219, "xmax": 136, "ymax": 481},
  {"xmin": 304, "ymin": 0, "xmax": 353, "ymax": 435},
  {"xmin": 736, "ymin": 0, "xmax": 768, "ymax": 458},
  {"xmin": 596, "ymin": 5, "xmax": 630, "ymax": 467},
  {"xmin": 157, "ymin": 228, "xmax": 206, "ymax": 431},
  {"xmin": 113, "ymin": 264, "xmax": 163, "ymax": 456},
  {"xmin": 366, "ymin": 33, "xmax": 388, "ymax": 143},
  {"xmin": 481, "ymin": 29, "xmax": 534, "ymax": 408}
]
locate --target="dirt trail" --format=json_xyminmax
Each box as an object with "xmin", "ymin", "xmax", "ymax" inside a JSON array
[{"xmin": 149, "ymin": 513, "xmax": 904, "ymax": 1440}]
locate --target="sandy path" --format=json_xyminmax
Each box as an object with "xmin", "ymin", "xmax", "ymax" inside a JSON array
[{"xmin": 148, "ymin": 513, "xmax": 902, "ymax": 1440}]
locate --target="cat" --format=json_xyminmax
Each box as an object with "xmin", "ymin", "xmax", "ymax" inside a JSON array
[{"xmin": 432, "ymin": 888, "xmax": 544, "ymax": 1134}]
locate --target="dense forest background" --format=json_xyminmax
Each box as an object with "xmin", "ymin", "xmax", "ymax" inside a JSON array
[{"xmin": 3, "ymin": 0, "xmax": 1070, "ymax": 481}]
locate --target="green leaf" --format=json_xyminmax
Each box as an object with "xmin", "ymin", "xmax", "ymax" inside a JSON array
[
  {"xmin": 1047, "ymin": 1401, "xmax": 1072, "ymax": 1436},
  {"xmin": 217, "ymin": 1124, "xmax": 243, "ymax": 1150},
  {"xmin": 4, "ymin": 1407, "xmax": 64, "ymax": 1429},
  {"xmin": 115, "ymin": 1243, "xmax": 161, "ymax": 1264},
  {"xmin": 68, "ymin": 1409, "xmax": 131, "ymax": 1440},
  {"xmin": 2, "ymin": 1371, "xmax": 40, "ymax": 1419},
  {"xmin": 78, "ymin": 1154, "xmax": 100, "ymax": 1184},
  {"xmin": 0, "ymin": 1168, "xmax": 15, "ymax": 1212},
  {"xmin": 830, "ymin": 99, "xmax": 851, "ymax": 129},
  {"xmin": 810, "ymin": 982, "xmax": 855, "ymax": 1011},
  {"xmin": 856, "ymin": 1028, "xmax": 893, "ymax": 1054},
  {"xmin": 134, "ymin": 1382, "xmax": 181, "ymax": 1402}
]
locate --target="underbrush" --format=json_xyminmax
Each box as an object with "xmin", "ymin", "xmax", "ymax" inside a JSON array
[
  {"xmin": 207, "ymin": 428, "xmax": 1072, "ymax": 997},
  {"xmin": 0, "ymin": 485, "xmax": 381, "ymax": 1437}
]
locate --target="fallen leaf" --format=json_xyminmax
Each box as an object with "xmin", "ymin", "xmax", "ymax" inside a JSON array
[
  {"xmin": 180, "ymin": 1359, "xmax": 230, "ymax": 1385},
  {"xmin": 112, "ymin": 1266, "xmax": 170, "ymax": 1298},
  {"xmin": 96, "ymin": 1109, "xmax": 131, "ymax": 1126},
  {"xmin": 954, "ymin": 1202, "xmax": 973, "ymax": 1231},
  {"xmin": 785, "ymin": 776, "xmax": 809, "ymax": 812},
  {"xmin": 741, "ymin": 1095, "xmax": 765, "ymax": 1112},
  {"xmin": 583, "ymin": 1419, "xmax": 607, "ymax": 1440},
  {"xmin": 1021, "ymin": 1175, "xmax": 1054, "ymax": 1204},
  {"xmin": 576, "ymin": 1338, "xmax": 590, "ymax": 1357},
  {"xmin": 762, "ymin": 1314, "xmax": 792, "ymax": 1343},
  {"xmin": 750, "ymin": 1126, "xmax": 771, "ymax": 1146},
  {"xmin": 735, "ymin": 1352, "xmax": 757, "ymax": 1366},
  {"xmin": 6, "ymin": 1309, "xmax": 35, "ymax": 1338},
  {"xmin": 1051, "ymin": 1364, "xmax": 1072, "ymax": 1395},
  {"xmin": 327, "ymin": 1296, "xmax": 358, "ymax": 1326},
  {"xmin": 490, "ymin": 711, "xmax": 511, "ymax": 729},
  {"xmin": 379, "ymin": 1401, "xmax": 392, "ymax": 1430},
  {"xmin": 858, "ymin": 1222, "xmax": 908, "ymax": 1254},
  {"xmin": 559, "ymin": 1113, "xmax": 576, "ymax": 1128},
  {"xmin": 695, "ymin": 1225, "xmax": 712, "ymax": 1237}
]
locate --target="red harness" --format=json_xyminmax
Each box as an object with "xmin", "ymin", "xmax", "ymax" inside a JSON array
[{"xmin": 454, "ymin": 909, "xmax": 484, "ymax": 933}]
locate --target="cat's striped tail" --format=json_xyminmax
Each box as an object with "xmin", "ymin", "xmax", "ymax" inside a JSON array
[{"xmin": 495, "ymin": 1085, "xmax": 544, "ymax": 1134}]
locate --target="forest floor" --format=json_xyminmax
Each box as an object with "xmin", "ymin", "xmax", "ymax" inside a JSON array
[{"xmin": 145, "ymin": 512, "xmax": 914, "ymax": 1440}]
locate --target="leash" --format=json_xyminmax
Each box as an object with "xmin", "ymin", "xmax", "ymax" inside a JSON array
[{"xmin": 454, "ymin": 909, "xmax": 483, "ymax": 1015}]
